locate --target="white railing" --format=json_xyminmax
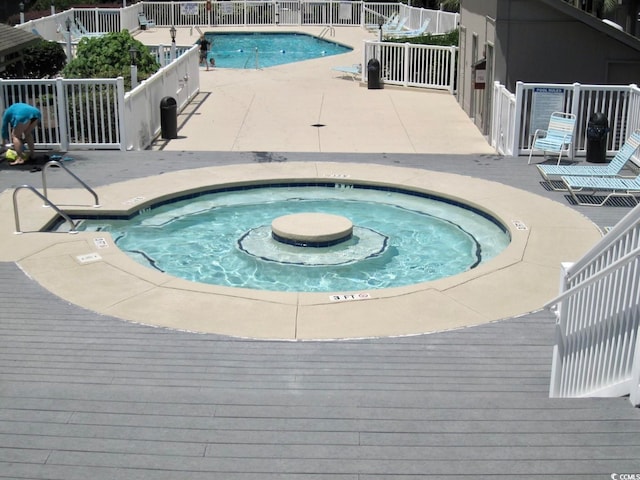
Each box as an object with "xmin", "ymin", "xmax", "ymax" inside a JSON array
[
  {"xmin": 492, "ymin": 81, "xmax": 640, "ymax": 163},
  {"xmin": 15, "ymin": 5, "xmax": 143, "ymax": 41},
  {"xmin": 363, "ymin": 41, "xmax": 458, "ymax": 93},
  {"xmin": 140, "ymin": 1, "xmax": 458, "ymax": 31},
  {"xmin": 0, "ymin": 77, "xmax": 126, "ymax": 150},
  {"xmin": 548, "ymin": 203, "xmax": 640, "ymax": 406},
  {"xmin": 0, "ymin": 44, "xmax": 199, "ymax": 151},
  {"xmin": 490, "ymin": 82, "xmax": 517, "ymax": 156},
  {"xmin": 123, "ymin": 45, "xmax": 200, "ymax": 150}
]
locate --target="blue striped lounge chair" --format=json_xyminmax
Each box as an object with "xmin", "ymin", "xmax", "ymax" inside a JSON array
[
  {"xmin": 366, "ymin": 13, "xmax": 399, "ymax": 31},
  {"xmin": 537, "ymin": 130, "xmax": 640, "ymax": 190},
  {"xmin": 332, "ymin": 63, "xmax": 362, "ymax": 80},
  {"xmin": 138, "ymin": 13, "xmax": 156, "ymax": 30},
  {"xmin": 385, "ymin": 19, "xmax": 429, "ymax": 38},
  {"xmin": 528, "ymin": 111, "xmax": 577, "ymax": 165},
  {"xmin": 562, "ymin": 173, "xmax": 640, "ymax": 206}
]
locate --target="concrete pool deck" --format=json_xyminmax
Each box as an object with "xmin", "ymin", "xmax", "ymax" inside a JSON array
[
  {"xmin": 0, "ymin": 161, "xmax": 600, "ymax": 340},
  {"xmin": 136, "ymin": 26, "xmax": 495, "ymax": 154},
  {"xmin": 0, "ymin": 27, "xmax": 604, "ymax": 340}
]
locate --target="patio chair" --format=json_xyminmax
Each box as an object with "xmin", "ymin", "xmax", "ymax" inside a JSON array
[
  {"xmin": 527, "ymin": 111, "xmax": 577, "ymax": 165},
  {"xmin": 138, "ymin": 13, "xmax": 156, "ymax": 30},
  {"xmin": 366, "ymin": 13, "xmax": 399, "ymax": 31},
  {"xmin": 332, "ymin": 63, "xmax": 361, "ymax": 80},
  {"xmin": 562, "ymin": 173, "xmax": 640, "ymax": 206},
  {"xmin": 75, "ymin": 18, "xmax": 106, "ymax": 36},
  {"xmin": 67, "ymin": 21, "xmax": 104, "ymax": 41},
  {"xmin": 385, "ymin": 19, "xmax": 429, "ymax": 38},
  {"xmin": 537, "ymin": 129, "xmax": 640, "ymax": 190}
]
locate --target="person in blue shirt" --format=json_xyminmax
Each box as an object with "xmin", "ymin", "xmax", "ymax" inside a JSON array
[{"xmin": 1, "ymin": 103, "xmax": 42, "ymax": 165}]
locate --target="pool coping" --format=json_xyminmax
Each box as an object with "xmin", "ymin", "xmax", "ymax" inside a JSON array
[{"xmin": 0, "ymin": 162, "xmax": 601, "ymax": 340}]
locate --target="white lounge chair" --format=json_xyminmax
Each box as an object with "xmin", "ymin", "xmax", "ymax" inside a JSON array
[
  {"xmin": 537, "ymin": 130, "xmax": 640, "ymax": 190},
  {"xmin": 563, "ymin": 173, "xmax": 640, "ymax": 206},
  {"xmin": 366, "ymin": 13, "xmax": 399, "ymax": 31},
  {"xmin": 385, "ymin": 19, "xmax": 429, "ymax": 38},
  {"xmin": 75, "ymin": 18, "xmax": 106, "ymax": 36},
  {"xmin": 332, "ymin": 64, "xmax": 361, "ymax": 80},
  {"xmin": 528, "ymin": 111, "xmax": 577, "ymax": 165}
]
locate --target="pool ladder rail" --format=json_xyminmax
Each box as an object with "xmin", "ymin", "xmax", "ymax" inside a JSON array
[
  {"xmin": 13, "ymin": 160, "xmax": 101, "ymax": 234},
  {"xmin": 319, "ymin": 26, "xmax": 335, "ymax": 38}
]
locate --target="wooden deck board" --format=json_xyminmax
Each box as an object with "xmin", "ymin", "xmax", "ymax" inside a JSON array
[{"xmin": 1, "ymin": 152, "xmax": 639, "ymax": 478}]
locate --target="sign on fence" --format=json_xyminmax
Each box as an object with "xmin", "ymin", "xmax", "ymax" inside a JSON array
[
  {"xmin": 180, "ymin": 3, "xmax": 198, "ymax": 15},
  {"xmin": 531, "ymin": 87, "xmax": 565, "ymax": 134}
]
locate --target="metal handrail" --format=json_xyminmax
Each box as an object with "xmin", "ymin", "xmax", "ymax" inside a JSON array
[
  {"xmin": 13, "ymin": 185, "xmax": 78, "ymax": 234},
  {"xmin": 319, "ymin": 26, "xmax": 335, "ymax": 38},
  {"xmin": 42, "ymin": 160, "xmax": 100, "ymax": 208}
]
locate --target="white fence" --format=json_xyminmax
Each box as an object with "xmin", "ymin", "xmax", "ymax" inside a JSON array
[
  {"xmin": 140, "ymin": 1, "xmax": 458, "ymax": 31},
  {"xmin": 363, "ymin": 41, "xmax": 457, "ymax": 92},
  {"xmin": 124, "ymin": 45, "xmax": 200, "ymax": 151},
  {"xmin": 0, "ymin": 44, "xmax": 199, "ymax": 151},
  {"xmin": 491, "ymin": 81, "xmax": 640, "ymax": 164},
  {"xmin": 547, "ymin": 204, "xmax": 640, "ymax": 406}
]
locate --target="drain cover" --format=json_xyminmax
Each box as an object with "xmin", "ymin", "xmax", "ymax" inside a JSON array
[{"xmin": 311, "ymin": 124, "xmax": 326, "ymax": 128}]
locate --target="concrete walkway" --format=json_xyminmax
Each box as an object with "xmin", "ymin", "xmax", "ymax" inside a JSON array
[{"xmin": 137, "ymin": 26, "xmax": 494, "ymax": 154}]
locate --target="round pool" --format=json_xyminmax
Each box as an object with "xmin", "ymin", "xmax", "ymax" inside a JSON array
[{"xmin": 68, "ymin": 184, "xmax": 510, "ymax": 293}]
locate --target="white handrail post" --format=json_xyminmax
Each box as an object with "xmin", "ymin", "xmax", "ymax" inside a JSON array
[
  {"xmin": 570, "ymin": 82, "xmax": 581, "ymax": 160},
  {"xmin": 513, "ymin": 81, "xmax": 524, "ymax": 157},
  {"xmin": 55, "ymin": 77, "xmax": 69, "ymax": 152},
  {"xmin": 630, "ymin": 325, "xmax": 640, "ymax": 406},
  {"xmin": 403, "ymin": 43, "xmax": 410, "ymax": 87},
  {"xmin": 549, "ymin": 261, "xmax": 572, "ymax": 398},
  {"xmin": 116, "ymin": 76, "xmax": 127, "ymax": 151},
  {"xmin": 448, "ymin": 46, "xmax": 456, "ymax": 94}
]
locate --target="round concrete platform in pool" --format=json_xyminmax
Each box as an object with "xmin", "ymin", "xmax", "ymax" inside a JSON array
[{"xmin": 1, "ymin": 162, "xmax": 602, "ymax": 340}]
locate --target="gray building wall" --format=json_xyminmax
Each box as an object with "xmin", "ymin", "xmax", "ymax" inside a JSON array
[{"xmin": 459, "ymin": 0, "xmax": 640, "ymax": 121}]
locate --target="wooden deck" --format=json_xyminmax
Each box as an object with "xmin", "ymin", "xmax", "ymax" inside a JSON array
[{"xmin": 1, "ymin": 151, "xmax": 639, "ymax": 479}]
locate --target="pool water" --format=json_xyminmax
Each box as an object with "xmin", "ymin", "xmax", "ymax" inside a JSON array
[
  {"xmin": 204, "ymin": 32, "xmax": 352, "ymax": 69},
  {"xmin": 71, "ymin": 185, "xmax": 510, "ymax": 293}
]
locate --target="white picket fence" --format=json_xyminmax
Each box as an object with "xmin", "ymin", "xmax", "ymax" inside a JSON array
[
  {"xmin": 140, "ymin": 1, "xmax": 458, "ymax": 32},
  {"xmin": 548, "ymin": 204, "xmax": 640, "ymax": 406},
  {"xmin": 491, "ymin": 81, "xmax": 640, "ymax": 163},
  {"xmin": 363, "ymin": 41, "xmax": 457, "ymax": 92},
  {"xmin": 0, "ymin": 44, "xmax": 199, "ymax": 151}
]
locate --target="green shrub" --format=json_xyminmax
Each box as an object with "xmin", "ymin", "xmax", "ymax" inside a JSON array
[
  {"xmin": 387, "ymin": 29, "xmax": 459, "ymax": 47},
  {"xmin": 63, "ymin": 30, "xmax": 160, "ymax": 89}
]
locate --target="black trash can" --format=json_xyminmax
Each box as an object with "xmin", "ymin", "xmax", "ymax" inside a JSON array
[
  {"xmin": 160, "ymin": 96, "xmax": 178, "ymax": 140},
  {"xmin": 586, "ymin": 112, "xmax": 609, "ymax": 163},
  {"xmin": 367, "ymin": 58, "xmax": 382, "ymax": 90}
]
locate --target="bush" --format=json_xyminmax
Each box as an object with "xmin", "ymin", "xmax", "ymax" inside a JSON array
[
  {"xmin": 386, "ymin": 29, "xmax": 459, "ymax": 47},
  {"xmin": 63, "ymin": 30, "xmax": 160, "ymax": 89},
  {"xmin": 0, "ymin": 39, "xmax": 66, "ymax": 79}
]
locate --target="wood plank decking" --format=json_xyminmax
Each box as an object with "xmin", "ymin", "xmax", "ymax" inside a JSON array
[{"xmin": 1, "ymin": 151, "xmax": 639, "ymax": 479}]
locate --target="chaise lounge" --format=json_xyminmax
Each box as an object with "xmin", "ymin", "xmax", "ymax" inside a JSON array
[
  {"xmin": 562, "ymin": 173, "xmax": 640, "ymax": 206},
  {"xmin": 537, "ymin": 130, "xmax": 640, "ymax": 190}
]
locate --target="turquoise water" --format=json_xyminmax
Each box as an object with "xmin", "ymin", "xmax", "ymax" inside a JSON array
[
  {"xmin": 204, "ymin": 32, "xmax": 352, "ymax": 69},
  {"xmin": 71, "ymin": 185, "xmax": 510, "ymax": 293}
]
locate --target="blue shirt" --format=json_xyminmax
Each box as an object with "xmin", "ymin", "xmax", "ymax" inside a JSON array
[{"xmin": 1, "ymin": 103, "xmax": 42, "ymax": 140}]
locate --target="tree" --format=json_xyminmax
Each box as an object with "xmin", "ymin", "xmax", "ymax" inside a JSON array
[
  {"xmin": 63, "ymin": 30, "xmax": 159, "ymax": 89},
  {"xmin": 439, "ymin": 0, "xmax": 460, "ymax": 12},
  {"xmin": 0, "ymin": 40, "xmax": 66, "ymax": 79}
]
